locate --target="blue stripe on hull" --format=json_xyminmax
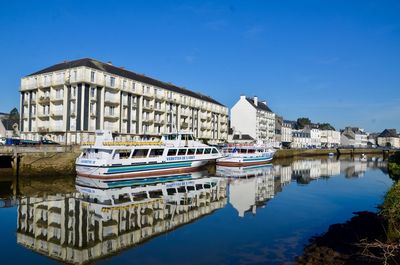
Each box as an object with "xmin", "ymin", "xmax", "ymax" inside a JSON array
[
  {"xmin": 106, "ymin": 174, "xmax": 193, "ymax": 188},
  {"xmin": 107, "ymin": 161, "xmax": 192, "ymax": 174},
  {"xmin": 243, "ymin": 157, "xmax": 273, "ymax": 162}
]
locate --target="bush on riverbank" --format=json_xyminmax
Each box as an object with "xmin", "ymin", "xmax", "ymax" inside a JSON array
[{"xmin": 388, "ymin": 151, "xmax": 400, "ymax": 181}]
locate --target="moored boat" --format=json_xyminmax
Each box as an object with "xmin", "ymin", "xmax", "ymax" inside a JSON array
[
  {"xmin": 76, "ymin": 130, "xmax": 222, "ymax": 187},
  {"xmin": 217, "ymin": 145, "xmax": 275, "ymax": 167}
]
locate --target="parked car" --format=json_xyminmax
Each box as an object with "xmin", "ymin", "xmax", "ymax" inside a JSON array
[
  {"xmin": 40, "ymin": 139, "xmax": 60, "ymax": 145},
  {"xmin": 0, "ymin": 137, "xmax": 6, "ymax": 145}
]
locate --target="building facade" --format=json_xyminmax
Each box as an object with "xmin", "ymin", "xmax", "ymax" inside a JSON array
[
  {"xmin": 291, "ymin": 130, "xmax": 311, "ymax": 148},
  {"xmin": 320, "ymin": 129, "xmax": 340, "ymax": 148},
  {"xmin": 230, "ymin": 95, "xmax": 275, "ymax": 144},
  {"xmin": 340, "ymin": 127, "xmax": 368, "ymax": 148},
  {"xmin": 20, "ymin": 58, "xmax": 229, "ymax": 144},
  {"xmin": 377, "ymin": 129, "xmax": 400, "ymax": 148}
]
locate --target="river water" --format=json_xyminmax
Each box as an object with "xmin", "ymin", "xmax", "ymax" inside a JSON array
[{"xmin": 0, "ymin": 156, "xmax": 392, "ymax": 264}]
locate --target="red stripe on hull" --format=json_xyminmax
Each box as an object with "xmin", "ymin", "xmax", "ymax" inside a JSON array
[
  {"xmin": 77, "ymin": 166, "xmax": 204, "ymax": 180},
  {"xmin": 216, "ymin": 160, "xmax": 272, "ymax": 167}
]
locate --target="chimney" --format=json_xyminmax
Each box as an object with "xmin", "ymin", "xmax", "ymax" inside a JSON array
[
  {"xmin": 253, "ymin": 96, "xmax": 258, "ymax": 106},
  {"xmin": 240, "ymin": 95, "xmax": 246, "ymax": 100},
  {"xmin": 262, "ymin": 100, "xmax": 267, "ymax": 106}
]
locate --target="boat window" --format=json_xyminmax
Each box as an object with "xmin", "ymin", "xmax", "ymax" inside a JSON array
[
  {"xmin": 248, "ymin": 149, "xmax": 256, "ymax": 154},
  {"xmin": 195, "ymin": 184, "xmax": 203, "ymax": 190},
  {"xmin": 132, "ymin": 149, "xmax": 149, "ymax": 158},
  {"xmin": 177, "ymin": 186, "xmax": 186, "ymax": 193},
  {"xmin": 204, "ymin": 184, "xmax": 211, "ymax": 189},
  {"xmin": 188, "ymin": 134, "xmax": 194, "ymax": 141},
  {"xmin": 167, "ymin": 188, "xmax": 176, "ymax": 195},
  {"xmin": 204, "ymin": 148, "xmax": 211, "ymax": 154},
  {"xmin": 149, "ymin": 190, "xmax": 163, "ymax": 198},
  {"xmin": 167, "ymin": 149, "xmax": 177, "ymax": 156},
  {"xmin": 239, "ymin": 149, "xmax": 247, "ymax": 154},
  {"xmin": 149, "ymin": 149, "xmax": 164, "ymax": 157},
  {"xmin": 132, "ymin": 192, "xmax": 147, "ymax": 201},
  {"xmin": 187, "ymin": 149, "xmax": 195, "ymax": 155},
  {"xmin": 165, "ymin": 134, "xmax": 178, "ymax": 140},
  {"xmin": 178, "ymin": 149, "xmax": 187, "ymax": 156},
  {"xmin": 187, "ymin": 186, "xmax": 195, "ymax": 191},
  {"xmin": 196, "ymin": 148, "xmax": 204, "ymax": 155},
  {"xmin": 211, "ymin": 148, "xmax": 219, "ymax": 154},
  {"xmin": 113, "ymin": 149, "xmax": 131, "ymax": 159}
]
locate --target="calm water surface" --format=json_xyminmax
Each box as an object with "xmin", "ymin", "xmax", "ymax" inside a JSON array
[{"xmin": 0, "ymin": 157, "xmax": 392, "ymax": 264}]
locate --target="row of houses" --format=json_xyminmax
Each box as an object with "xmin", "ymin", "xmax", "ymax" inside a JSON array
[
  {"xmin": 229, "ymin": 95, "xmax": 400, "ymax": 149},
  {"xmin": 10, "ymin": 58, "xmax": 400, "ymax": 148}
]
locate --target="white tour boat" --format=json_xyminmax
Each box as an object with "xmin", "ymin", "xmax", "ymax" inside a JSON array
[
  {"xmin": 76, "ymin": 130, "xmax": 222, "ymax": 188},
  {"xmin": 217, "ymin": 144, "xmax": 276, "ymax": 167}
]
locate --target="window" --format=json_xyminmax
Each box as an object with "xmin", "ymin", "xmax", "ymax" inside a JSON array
[
  {"xmin": 149, "ymin": 149, "xmax": 164, "ymax": 157},
  {"xmin": 91, "ymin": 87, "xmax": 95, "ymax": 97},
  {"xmin": 195, "ymin": 148, "xmax": 204, "ymax": 155},
  {"xmin": 72, "ymin": 87, "xmax": 76, "ymax": 97},
  {"xmin": 211, "ymin": 148, "xmax": 219, "ymax": 154},
  {"xmin": 177, "ymin": 149, "xmax": 187, "ymax": 156},
  {"xmin": 113, "ymin": 149, "xmax": 131, "ymax": 159},
  {"xmin": 204, "ymin": 148, "xmax": 211, "ymax": 154},
  {"xmin": 187, "ymin": 149, "xmax": 195, "ymax": 155},
  {"xmin": 109, "ymin": 106, "xmax": 115, "ymax": 115},
  {"xmin": 123, "ymin": 80, "xmax": 126, "ymax": 89},
  {"xmin": 132, "ymin": 149, "xmax": 148, "ymax": 158},
  {"xmin": 167, "ymin": 149, "xmax": 177, "ymax": 156},
  {"xmin": 91, "ymin": 71, "xmax": 95, "ymax": 82},
  {"xmin": 110, "ymin": 77, "xmax": 115, "ymax": 87}
]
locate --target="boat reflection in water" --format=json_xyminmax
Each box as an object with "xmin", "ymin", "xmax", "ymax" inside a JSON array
[
  {"xmin": 16, "ymin": 173, "xmax": 227, "ymax": 264},
  {"xmin": 13, "ymin": 157, "xmax": 388, "ymax": 264},
  {"xmin": 216, "ymin": 157, "xmax": 386, "ymax": 217}
]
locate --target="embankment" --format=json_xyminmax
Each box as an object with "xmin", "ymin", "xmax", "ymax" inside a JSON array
[{"xmin": 297, "ymin": 151, "xmax": 400, "ymax": 264}]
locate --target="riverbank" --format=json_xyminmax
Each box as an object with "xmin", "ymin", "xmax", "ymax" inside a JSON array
[
  {"xmin": 297, "ymin": 151, "xmax": 400, "ymax": 264},
  {"xmin": 0, "ymin": 146, "xmax": 394, "ymax": 178}
]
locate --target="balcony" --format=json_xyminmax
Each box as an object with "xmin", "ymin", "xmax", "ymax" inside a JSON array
[
  {"xmin": 181, "ymin": 110, "xmax": 190, "ymax": 117},
  {"xmin": 155, "ymin": 94, "xmax": 165, "ymax": 101},
  {"xmin": 154, "ymin": 105, "xmax": 165, "ymax": 113},
  {"xmin": 38, "ymin": 112, "xmax": 50, "ymax": 119},
  {"xmin": 154, "ymin": 119, "xmax": 165, "ymax": 125},
  {"xmin": 104, "ymin": 113, "xmax": 119, "ymax": 120},
  {"xmin": 142, "ymin": 118, "xmax": 154, "ymax": 124},
  {"xmin": 104, "ymin": 97, "xmax": 120, "ymax": 106},
  {"xmin": 142, "ymin": 93, "xmax": 154, "ymax": 99},
  {"xmin": 142, "ymin": 105, "xmax": 154, "ymax": 111},
  {"xmin": 37, "ymin": 127, "xmax": 49, "ymax": 133},
  {"xmin": 38, "ymin": 96, "xmax": 50, "ymax": 104},
  {"xmin": 51, "ymin": 97, "xmax": 64, "ymax": 103},
  {"xmin": 51, "ymin": 111, "xmax": 63, "ymax": 118}
]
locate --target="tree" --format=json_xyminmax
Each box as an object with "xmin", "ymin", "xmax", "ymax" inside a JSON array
[
  {"xmin": 296, "ymin": 117, "xmax": 311, "ymax": 129},
  {"xmin": 319, "ymin": 123, "xmax": 336, "ymax": 131}
]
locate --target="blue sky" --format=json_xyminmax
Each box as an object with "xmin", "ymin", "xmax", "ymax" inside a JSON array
[{"xmin": 0, "ymin": 0, "xmax": 399, "ymax": 132}]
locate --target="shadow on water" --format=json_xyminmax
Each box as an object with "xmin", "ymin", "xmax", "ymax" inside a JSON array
[{"xmin": 0, "ymin": 155, "xmax": 392, "ymax": 265}]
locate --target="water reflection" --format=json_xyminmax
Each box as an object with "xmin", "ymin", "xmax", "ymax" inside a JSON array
[
  {"xmin": 11, "ymin": 157, "xmax": 389, "ymax": 264},
  {"xmin": 16, "ymin": 176, "xmax": 227, "ymax": 264}
]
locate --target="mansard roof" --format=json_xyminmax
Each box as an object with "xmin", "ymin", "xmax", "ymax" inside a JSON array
[
  {"xmin": 27, "ymin": 58, "xmax": 225, "ymax": 106},
  {"xmin": 379, "ymin": 129, "xmax": 398, "ymax": 138},
  {"xmin": 245, "ymin": 97, "xmax": 273, "ymax": 113}
]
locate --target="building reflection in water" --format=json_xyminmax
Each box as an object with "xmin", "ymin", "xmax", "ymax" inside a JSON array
[
  {"xmin": 14, "ymin": 157, "xmax": 388, "ymax": 263},
  {"xmin": 16, "ymin": 174, "xmax": 227, "ymax": 264},
  {"xmin": 216, "ymin": 157, "xmax": 387, "ymax": 217}
]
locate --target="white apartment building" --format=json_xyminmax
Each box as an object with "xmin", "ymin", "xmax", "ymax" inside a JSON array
[
  {"xmin": 340, "ymin": 127, "xmax": 368, "ymax": 148},
  {"xmin": 291, "ymin": 130, "xmax": 311, "ymax": 148},
  {"xmin": 303, "ymin": 125, "xmax": 321, "ymax": 148},
  {"xmin": 320, "ymin": 129, "xmax": 341, "ymax": 148},
  {"xmin": 281, "ymin": 120, "xmax": 295, "ymax": 145},
  {"xmin": 20, "ymin": 58, "xmax": 229, "ymax": 144},
  {"xmin": 231, "ymin": 95, "xmax": 275, "ymax": 144}
]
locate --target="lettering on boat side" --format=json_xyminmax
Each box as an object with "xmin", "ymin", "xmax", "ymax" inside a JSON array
[
  {"xmin": 166, "ymin": 156, "xmax": 195, "ymax": 161},
  {"xmin": 80, "ymin": 159, "xmax": 96, "ymax": 164}
]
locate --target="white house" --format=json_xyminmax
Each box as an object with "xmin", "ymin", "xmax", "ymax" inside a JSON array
[
  {"xmin": 303, "ymin": 125, "xmax": 321, "ymax": 148},
  {"xmin": 377, "ymin": 129, "xmax": 400, "ymax": 148},
  {"xmin": 341, "ymin": 127, "xmax": 368, "ymax": 148},
  {"xmin": 320, "ymin": 129, "xmax": 340, "ymax": 148},
  {"xmin": 291, "ymin": 130, "xmax": 311, "ymax": 148},
  {"xmin": 231, "ymin": 95, "xmax": 275, "ymax": 144}
]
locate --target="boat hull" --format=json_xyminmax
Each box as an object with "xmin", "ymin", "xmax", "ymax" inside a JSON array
[
  {"xmin": 76, "ymin": 160, "xmax": 210, "ymax": 188},
  {"xmin": 216, "ymin": 156, "xmax": 273, "ymax": 167}
]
